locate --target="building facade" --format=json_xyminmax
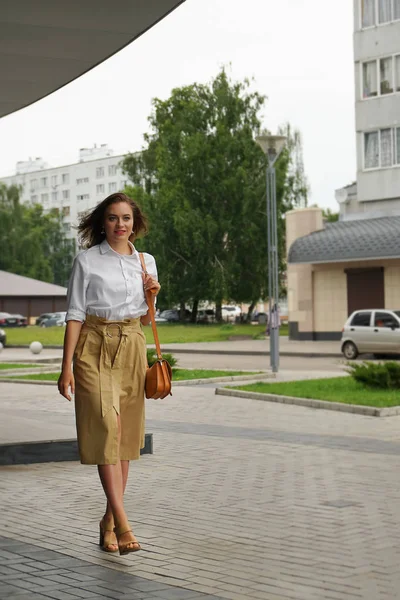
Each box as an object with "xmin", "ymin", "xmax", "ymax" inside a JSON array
[
  {"xmin": 338, "ymin": 0, "xmax": 400, "ymax": 220},
  {"xmin": 0, "ymin": 145, "xmax": 130, "ymax": 242},
  {"xmin": 287, "ymin": 1, "xmax": 400, "ymax": 339}
]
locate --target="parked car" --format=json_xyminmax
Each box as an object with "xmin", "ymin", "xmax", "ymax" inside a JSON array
[
  {"xmin": 10, "ymin": 314, "xmax": 28, "ymax": 327},
  {"xmin": 36, "ymin": 312, "xmax": 55, "ymax": 326},
  {"xmin": 0, "ymin": 328, "xmax": 6, "ymax": 346},
  {"xmin": 222, "ymin": 305, "xmax": 241, "ymax": 323},
  {"xmin": 159, "ymin": 309, "xmax": 191, "ymax": 322},
  {"xmin": 41, "ymin": 312, "xmax": 67, "ymax": 327},
  {"xmin": 0, "ymin": 311, "xmax": 27, "ymax": 327},
  {"xmin": 341, "ymin": 309, "xmax": 400, "ymax": 359},
  {"xmin": 196, "ymin": 309, "xmax": 215, "ymax": 324}
]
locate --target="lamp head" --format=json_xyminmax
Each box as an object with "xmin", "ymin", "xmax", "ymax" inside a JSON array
[{"xmin": 256, "ymin": 135, "xmax": 287, "ymax": 166}]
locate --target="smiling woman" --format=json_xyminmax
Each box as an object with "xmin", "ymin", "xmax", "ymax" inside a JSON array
[{"xmin": 57, "ymin": 192, "xmax": 160, "ymax": 556}]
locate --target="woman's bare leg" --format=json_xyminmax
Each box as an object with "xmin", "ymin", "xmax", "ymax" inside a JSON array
[{"xmin": 98, "ymin": 416, "xmax": 137, "ymax": 550}]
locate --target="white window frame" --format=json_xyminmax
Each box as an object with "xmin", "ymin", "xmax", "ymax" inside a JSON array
[
  {"xmin": 108, "ymin": 182, "xmax": 117, "ymax": 193},
  {"xmin": 363, "ymin": 126, "xmax": 400, "ymax": 170},
  {"xmin": 108, "ymin": 165, "xmax": 117, "ymax": 176},
  {"xmin": 360, "ymin": 0, "xmax": 400, "ymax": 28},
  {"xmin": 361, "ymin": 53, "xmax": 400, "ymax": 100},
  {"xmin": 96, "ymin": 167, "xmax": 105, "ymax": 178},
  {"xmin": 62, "ymin": 173, "xmax": 70, "ymax": 185}
]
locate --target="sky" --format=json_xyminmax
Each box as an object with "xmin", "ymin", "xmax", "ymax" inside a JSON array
[{"xmin": 0, "ymin": 0, "xmax": 355, "ymax": 210}]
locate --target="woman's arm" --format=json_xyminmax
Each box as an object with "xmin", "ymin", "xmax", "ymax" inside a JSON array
[
  {"xmin": 58, "ymin": 320, "xmax": 83, "ymax": 401},
  {"xmin": 140, "ymin": 272, "xmax": 160, "ymax": 326}
]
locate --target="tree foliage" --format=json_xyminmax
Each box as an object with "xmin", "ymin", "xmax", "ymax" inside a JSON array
[
  {"xmin": 122, "ymin": 68, "xmax": 308, "ymax": 318},
  {"xmin": 0, "ymin": 183, "xmax": 76, "ymax": 286}
]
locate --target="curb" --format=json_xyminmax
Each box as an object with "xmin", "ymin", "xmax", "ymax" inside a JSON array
[
  {"xmin": 0, "ymin": 372, "xmax": 274, "ymax": 387},
  {"xmin": 4, "ymin": 344, "xmax": 342, "ymax": 358},
  {"xmin": 214, "ymin": 387, "xmax": 400, "ymax": 417},
  {"xmin": 0, "ymin": 434, "xmax": 153, "ymax": 466}
]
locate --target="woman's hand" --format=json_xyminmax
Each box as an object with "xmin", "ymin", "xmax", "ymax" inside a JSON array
[
  {"xmin": 58, "ymin": 368, "xmax": 75, "ymax": 401},
  {"xmin": 142, "ymin": 273, "xmax": 161, "ymax": 296}
]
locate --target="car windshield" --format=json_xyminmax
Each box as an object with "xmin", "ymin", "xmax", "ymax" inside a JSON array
[{"xmin": 394, "ymin": 311, "xmax": 400, "ymax": 319}]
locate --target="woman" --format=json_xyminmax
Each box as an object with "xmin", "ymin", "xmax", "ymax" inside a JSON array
[{"xmin": 58, "ymin": 192, "xmax": 160, "ymax": 556}]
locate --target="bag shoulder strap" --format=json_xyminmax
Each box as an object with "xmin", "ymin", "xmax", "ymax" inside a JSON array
[{"xmin": 139, "ymin": 253, "xmax": 162, "ymax": 360}]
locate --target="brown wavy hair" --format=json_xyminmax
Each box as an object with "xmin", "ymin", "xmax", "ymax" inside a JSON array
[{"xmin": 77, "ymin": 193, "xmax": 148, "ymax": 248}]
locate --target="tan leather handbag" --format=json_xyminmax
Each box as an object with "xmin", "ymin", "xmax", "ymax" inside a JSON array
[{"xmin": 139, "ymin": 253, "xmax": 172, "ymax": 399}]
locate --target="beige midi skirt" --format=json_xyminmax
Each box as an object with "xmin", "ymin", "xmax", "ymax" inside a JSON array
[{"xmin": 73, "ymin": 314, "xmax": 147, "ymax": 465}]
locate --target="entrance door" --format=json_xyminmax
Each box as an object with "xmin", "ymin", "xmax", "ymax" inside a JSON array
[{"xmin": 346, "ymin": 268, "xmax": 384, "ymax": 316}]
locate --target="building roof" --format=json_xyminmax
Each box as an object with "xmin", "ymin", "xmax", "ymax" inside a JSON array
[
  {"xmin": 0, "ymin": 271, "xmax": 67, "ymax": 297},
  {"xmin": 0, "ymin": 0, "xmax": 185, "ymax": 118},
  {"xmin": 288, "ymin": 216, "xmax": 400, "ymax": 264}
]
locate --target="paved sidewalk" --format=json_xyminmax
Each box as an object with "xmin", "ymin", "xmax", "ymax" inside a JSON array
[{"xmin": 2, "ymin": 383, "xmax": 400, "ymax": 599}]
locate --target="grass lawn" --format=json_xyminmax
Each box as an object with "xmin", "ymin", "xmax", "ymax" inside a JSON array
[
  {"xmin": 5, "ymin": 323, "xmax": 288, "ymax": 345},
  {"xmin": 231, "ymin": 377, "xmax": 400, "ymax": 408},
  {"xmin": 3, "ymin": 369, "xmax": 260, "ymax": 382},
  {"xmin": 0, "ymin": 363, "xmax": 41, "ymax": 369}
]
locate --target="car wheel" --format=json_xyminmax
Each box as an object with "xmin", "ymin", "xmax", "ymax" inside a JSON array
[
  {"xmin": 342, "ymin": 341, "xmax": 358, "ymax": 360},
  {"xmin": 41, "ymin": 322, "xmax": 47, "ymax": 328}
]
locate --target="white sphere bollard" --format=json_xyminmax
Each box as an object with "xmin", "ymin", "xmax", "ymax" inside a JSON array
[
  {"xmin": 30, "ymin": 341, "xmax": 43, "ymax": 355},
  {"xmin": 0, "ymin": 342, "xmax": 3, "ymax": 353}
]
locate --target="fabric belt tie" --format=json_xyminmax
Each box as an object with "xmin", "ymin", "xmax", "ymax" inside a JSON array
[{"xmin": 83, "ymin": 317, "xmax": 141, "ymax": 418}]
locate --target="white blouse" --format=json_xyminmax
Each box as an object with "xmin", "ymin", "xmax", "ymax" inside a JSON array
[{"xmin": 66, "ymin": 239, "xmax": 157, "ymax": 322}]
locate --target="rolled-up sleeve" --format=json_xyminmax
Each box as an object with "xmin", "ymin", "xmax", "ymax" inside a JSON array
[{"xmin": 65, "ymin": 252, "xmax": 88, "ymax": 322}]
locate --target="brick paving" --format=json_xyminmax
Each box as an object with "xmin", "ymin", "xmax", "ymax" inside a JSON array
[{"xmin": 1, "ymin": 382, "xmax": 400, "ymax": 599}]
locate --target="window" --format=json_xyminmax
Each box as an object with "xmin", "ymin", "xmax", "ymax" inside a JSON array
[
  {"xmin": 96, "ymin": 184, "xmax": 105, "ymax": 194},
  {"xmin": 362, "ymin": 0, "xmax": 375, "ymax": 26},
  {"xmin": 96, "ymin": 167, "xmax": 104, "ymax": 178},
  {"xmin": 363, "ymin": 61, "xmax": 378, "ymax": 97},
  {"xmin": 351, "ymin": 312, "xmax": 371, "ymax": 327},
  {"xmin": 62, "ymin": 173, "xmax": 69, "ymax": 185},
  {"xmin": 76, "ymin": 177, "xmax": 89, "ymax": 185},
  {"xmin": 380, "ymin": 129, "xmax": 393, "ymax": 166},
  {"xmin": 77, "ymin": 194, "xmax": 89, "ymax": 201},
  {"xmin": 120, "ymin": 180, "xmax": 127, "ymax": 189},
  {"xmin": 364, "ymin": 127, "xmax": 400, "ymax": 169},
  {"xmin": 62, "ymin": 190, "xmax": 70, "ymax": 200},
  {"xmin": 395, "ymin": 56, "xmax": 400, "ymax": 92},
  {"xmin": 30, "ymin": 179, "xmax": 38, "ymax": 191},
  {"xmin": 41, "ymin": 193, "xmax": 49, "ymax": 203},
  {"xmin": 62, "ymin": 206, "xmax": 70, "ymax": 216},
  {"xmin": 380, "ymin": 57, "xmax": 393, "ymax": 94},
  {"xmin": 364, "ymin": 132, "xmax": 379, "ymax": 168},
  {"xmin": 31, "ymin": 195, "xmax": 38, "ymax": 203},
  {"xmin": 51, "ymin": 175, "xmax": 57, "ymax": 186},
  {"xmin": 51, "ymin": 191, "xmax": 58, "ymax": 203},
  {"xmin": 40, "ymin": 177, "xmax": 48, "ymax": 187},
  {"xmin": 374, "ymin": 311, "xmax": 399, "ymax": 327},
  {"xmin": 361, "ymin": 0, "xmax": 400, "ymax": 27},
  {"xmin": 63, "ymin": 223, "xmax": 71, "ymax": 232},
  {"xmin": 379, "ymin": 0, "xmax": 392, "ymax": 22},
  {"xmin": 108, "ymin": 182, "xmax": 117, "ymax": 193},
  {"xmin": 108, "ymin": 165, "xmax": 117, "ymax": 176}
]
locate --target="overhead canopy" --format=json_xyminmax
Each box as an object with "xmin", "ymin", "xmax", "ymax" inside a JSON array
[
  {"xmin": 288, "ymin": 216, "xmax": 400, "ymax": 264},
  {"xmin": 0, "ymin": 0, "xmax": 185, "ymax": 118}
]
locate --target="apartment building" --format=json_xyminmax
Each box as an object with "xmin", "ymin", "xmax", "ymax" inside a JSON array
[
  {"xmin": 337, "ymin": 0, "xmax": 400, "ymax": 219},
  {"xmin": 0, "ymin": 144, "xmax": 130, "ymax": 241},
  {"xmin": 286, "ymin": 0, "xmax": 400, "ymax": 340}
]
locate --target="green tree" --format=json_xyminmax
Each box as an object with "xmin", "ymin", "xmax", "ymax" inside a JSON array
[
  {"xmin": 322, "ymin": 207, "xmax": 339, "ymax": 222},
  {"xmin": 0, "ymin": 183, "xmax": 75, "ymax": 286},
  {"xmin": 122, "ymin": 69, "xmax": 300, "ymax": 320}
]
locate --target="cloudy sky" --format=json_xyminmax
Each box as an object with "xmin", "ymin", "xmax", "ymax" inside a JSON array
[{"xmin": 0, "ymin": 0, "xmax": 355, "ymax": 210}]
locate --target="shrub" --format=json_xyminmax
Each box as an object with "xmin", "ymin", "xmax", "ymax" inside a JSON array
[
  {"xmin": 146, "ymin": 349, "xmax": 177, "ymax": 368},
  {"xmin": 346, "ymin": 361, "xmax": 400, "ymax": 389}
]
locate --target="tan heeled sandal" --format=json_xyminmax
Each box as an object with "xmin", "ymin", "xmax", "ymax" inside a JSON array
[
  {"xmin": 99, "ymin": 519, "xmax": 118, "ymax": 553},
  {"xmin": 114, "ymin": 524, "xmax": 141, "ymax": 555}
]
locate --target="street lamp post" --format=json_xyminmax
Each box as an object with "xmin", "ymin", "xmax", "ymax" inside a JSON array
[{"xmin": 255, "ymin": 134, "xmax": 286, "ymax": 373}]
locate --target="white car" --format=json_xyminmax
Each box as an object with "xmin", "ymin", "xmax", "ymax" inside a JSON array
[
  {"xmin": 341, "ymin": 309, "xmax": 400, "ymax": 359},
  {"xmin": 221, "ymin": 305, "xmax": 241, "ymax": 323}
]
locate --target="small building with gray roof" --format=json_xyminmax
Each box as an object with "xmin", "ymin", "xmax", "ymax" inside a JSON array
[
  {"xmin": 0, "ymin": 271, "xmax": 67, "ymax": 323},
  {"xmin": 286, "ymin": 208, "xmax": 400, "ymax": 340}
]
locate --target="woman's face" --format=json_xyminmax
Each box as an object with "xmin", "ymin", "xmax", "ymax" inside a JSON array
[{"xmin": 103, "ymin": 202, "xmax": 134, "ymax": 243}]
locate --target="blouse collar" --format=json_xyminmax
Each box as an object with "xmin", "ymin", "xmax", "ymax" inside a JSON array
[{"xmin": 100, "ymin": 239, "xmax": 137, "ymax": 257}]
